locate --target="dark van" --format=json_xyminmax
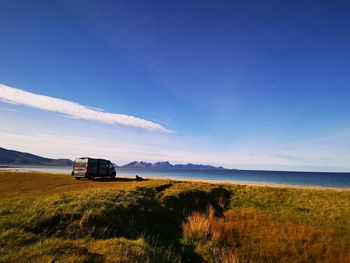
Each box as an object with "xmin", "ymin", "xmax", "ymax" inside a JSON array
[{"xmin": 71, "ymin": 157, "xmax": 116, "ymax": 180}]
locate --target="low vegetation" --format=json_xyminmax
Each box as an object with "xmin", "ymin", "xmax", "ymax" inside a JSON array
[
  {"xmin": 182, "ymin": 206, "xmax": 349, "ymax": 262},
  {"xmin": 0, "ymin": 171, "xmax": 349, "ymax": 262}
]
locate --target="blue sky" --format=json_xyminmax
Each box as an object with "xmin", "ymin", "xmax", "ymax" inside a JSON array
[{"xmin": 0, "ymin": 0, "xmax": 349, "ymax": 171}]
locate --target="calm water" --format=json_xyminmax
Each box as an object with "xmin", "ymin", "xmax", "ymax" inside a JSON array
[{"xmin": 2, "ymin": 165, "xmax": 350, "ymax": 188}]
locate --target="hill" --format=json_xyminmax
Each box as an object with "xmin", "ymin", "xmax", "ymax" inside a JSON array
[
  {"xmin": 0, "ymin": 147, "xmax": 72, "ymax": 166},
  {"xmin": 0, "ymin": 171, "xmax": 349, "ymax": 262},
  {"xmin": 121, "ymin": 161, "xmax": 225, "ymax": 170}
]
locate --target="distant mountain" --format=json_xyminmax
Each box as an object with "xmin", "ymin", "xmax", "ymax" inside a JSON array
[
  {"xmin": 173, "ymin": 163, "xmax": 225, "ymax": 170},
  {"xmin": 152, "ymin": 161, "xmax": 173, "ymax": 169},
  {"xmin": 0, "ymin": 147, "xmax": 73, "ymax": 166},
  {"xmin": 123, "ymin": 161, "xmax": 153, "ymax": 168},
  {"xmin": 121, "ymin": 161, "xmax": 225, "ymax": 170}
]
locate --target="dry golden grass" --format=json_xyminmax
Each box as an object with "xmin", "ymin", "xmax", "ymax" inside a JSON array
[
  {"xmin": 0, "ymin": 171, "xmax": 172, "ymax": 199},
  {"xmin": 0, "ymin": 234, "xmax": 174, "ymax": 263},
  {"xmin": 183, "ymin": 206, "xmax": 350, "ymax": 263}
]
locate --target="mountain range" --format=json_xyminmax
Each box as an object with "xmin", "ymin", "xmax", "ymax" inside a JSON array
[
  {"xmin": 0, "ymin": 147, "xmax": 73, "ymax": 166},
  {"xmin": 0, "ymin": 147, "xmax": 225, "ymax": 169},
  {"xmin": 120, "ymin": 161, "xmax": 225, "ymax": 170}
]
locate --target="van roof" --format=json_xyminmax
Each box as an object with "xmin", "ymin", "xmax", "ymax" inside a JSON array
[{"xmin": 75, "ymin": 157, "xmax": 111, "ymax": 162}]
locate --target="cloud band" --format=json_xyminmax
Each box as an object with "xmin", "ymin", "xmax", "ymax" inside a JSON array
[{"xmin": 0, "ymin": 83, "xmax": 171, "ymax": 133}]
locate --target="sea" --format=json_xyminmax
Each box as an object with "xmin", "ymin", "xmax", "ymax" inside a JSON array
[{"xmin": 1, "ymin": 165, "xmax": 350, "ymax": 188}]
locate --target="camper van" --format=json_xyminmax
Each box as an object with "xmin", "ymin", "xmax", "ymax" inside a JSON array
[{"xmin": 71, "ymin": 157, "xmax": 116, "ymax": 180}]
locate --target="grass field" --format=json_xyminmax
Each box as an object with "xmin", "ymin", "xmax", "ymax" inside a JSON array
[{"xmin": 0, "ymin": 171, "xmax": 349, "ymax": 262}]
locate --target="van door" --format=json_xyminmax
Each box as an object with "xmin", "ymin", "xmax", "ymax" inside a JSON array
[
  {"xmin": 98, "ymin": 160, "xmax": 108, "ymax": 176},
  {"xmin": 89, "ymin": 159, "xmax": 98, "ymax": 176},
  {"xmin": 73, "ymin": 159, "xmax": 88, "ymax": 177}
]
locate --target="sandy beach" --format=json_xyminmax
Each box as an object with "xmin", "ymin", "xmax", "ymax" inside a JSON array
[{"xmin": 115, "ymin": 174, "xmax": 350, "ymax": 191}]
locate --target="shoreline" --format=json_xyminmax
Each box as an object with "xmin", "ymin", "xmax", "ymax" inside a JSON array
[
  {"xmin": 116, "ymin": 174, "xmax": 350, "ymax": 191},
  {"xmin": 2, "ymin": 168, "xmax": 348, "ymax": 191}
]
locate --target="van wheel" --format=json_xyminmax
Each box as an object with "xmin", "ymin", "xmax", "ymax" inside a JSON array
[
  {"xmin": 75, "ymin": 177, "xmax": 81, "ymax": 180},
  {"xmin": 111, "ymin": 172, "xmax": 116, "ymax": 179},
  {"xmin": 89, "ymin": 175, "xmax": 94, "ymax": 180}
]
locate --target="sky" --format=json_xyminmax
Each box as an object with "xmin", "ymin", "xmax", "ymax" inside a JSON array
[{"xmin": 0, "ymin": 0, "xmax": 349, "ymax": 171}]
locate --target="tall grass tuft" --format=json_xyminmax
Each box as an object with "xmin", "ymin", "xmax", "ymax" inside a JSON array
[{"xmin": 183, "ymin": 206, "xmax": 350, "ymax": 262}]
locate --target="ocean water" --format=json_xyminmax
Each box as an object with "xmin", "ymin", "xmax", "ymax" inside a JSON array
[
  {"xmin": 2, "ymin": 165, "xmax": 350, "ymax": 188},
  {"xmin": 117, "ymin": 168, "xmax": 350, "ymax": 188}
]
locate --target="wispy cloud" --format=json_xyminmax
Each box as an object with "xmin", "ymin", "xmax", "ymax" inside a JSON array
[{"xmin": 0, "ymin": 83, "xmax": 172, "ymax": 133}]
